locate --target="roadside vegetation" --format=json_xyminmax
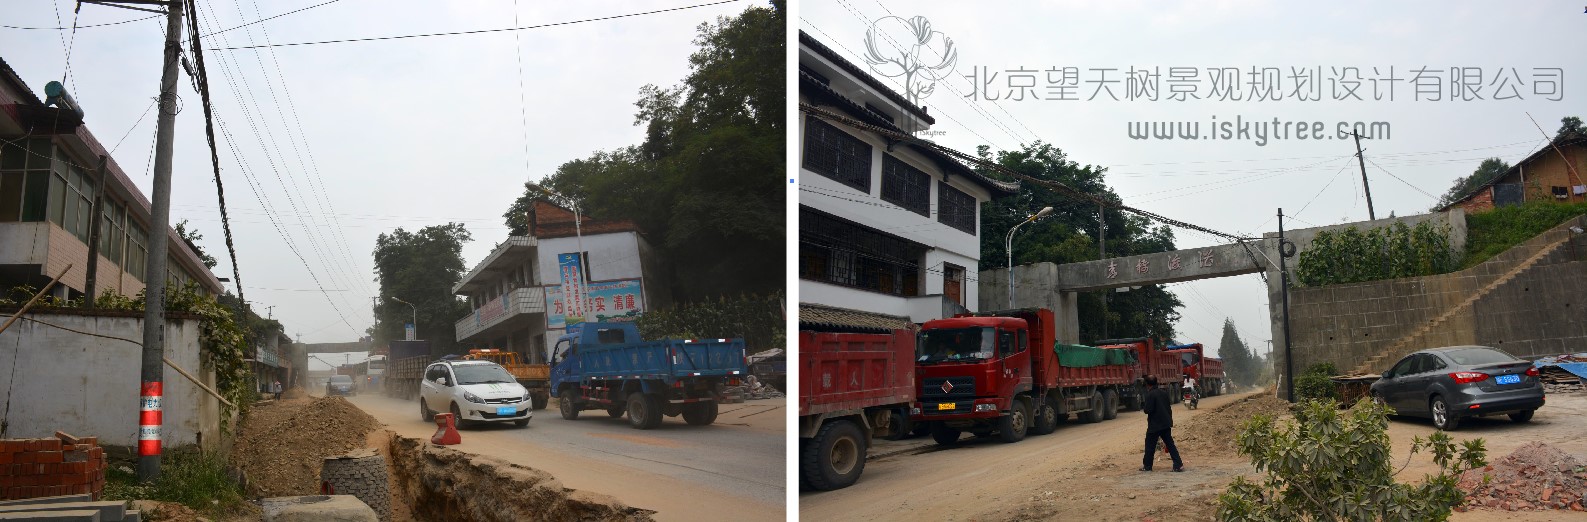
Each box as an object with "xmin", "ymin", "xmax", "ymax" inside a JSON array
[
  {"xmin": 636, "ymin": 290, "xmax": 784, "ymax": 351},
  {"xmin": 1461, "ymin": 200, "xmax": 1587, "ymax": 268},
  {"xmin": 103, "ymin": 449, "xmax": 252, "ymax": 519}
]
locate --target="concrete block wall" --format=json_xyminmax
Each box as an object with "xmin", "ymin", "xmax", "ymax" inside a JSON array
[
  {"xmin": 1275, "ymin": 215, "xmax": 1587, "ymax": 396},
  {"xmin": 0, "ymin": 437, "xmax": 107, "ymax": 501}
]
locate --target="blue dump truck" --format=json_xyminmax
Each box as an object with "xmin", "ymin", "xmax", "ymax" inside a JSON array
[{"xmin": 549, "ymin": 322, "xmax": 748, "ymax": 429}]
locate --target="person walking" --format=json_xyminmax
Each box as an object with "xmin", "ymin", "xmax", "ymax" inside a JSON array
[
  {"xmin": 271, "ymin": 379, "xmax": 283, "ymax": 400},
  {"xmin": 1140, "ymin": 374, "xmax": 1184, "ymax": 472}
]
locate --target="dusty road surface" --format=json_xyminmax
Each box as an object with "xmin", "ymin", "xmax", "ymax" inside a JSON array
[
  {"xmin": 801, "ymin": 388, "xmax": 1587, "ymax": 521},
  {"xmin": 334, "ymin": 390, "xmax": 785, "ymax": 521}
]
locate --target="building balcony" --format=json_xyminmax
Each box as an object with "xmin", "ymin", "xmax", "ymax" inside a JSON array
[{"xmin": 455, "ymin": 286, "xmax": 546, "ymax": 344}]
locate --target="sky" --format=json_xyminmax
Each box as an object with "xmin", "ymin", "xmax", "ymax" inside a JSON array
[
  {"xmin": 800, "ymin": 0, "xmax": 1585, "ymax": 358},
  {"xmin": 0, "ymin": 0, "xmax": 752, "ymax": 343}
]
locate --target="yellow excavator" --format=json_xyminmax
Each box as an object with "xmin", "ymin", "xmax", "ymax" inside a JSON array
[{"xmin": 463, "ymin": 348, "xmax": 551, "ymax": 409}]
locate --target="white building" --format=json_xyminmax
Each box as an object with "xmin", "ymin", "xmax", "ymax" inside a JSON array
[
  {"xmin": 797, "ymin": 31, "xmax": 1017, "ymax": 328},
  {"xmin": 453, "ymin": 201, "xmax": 669, "ymax": 363}
]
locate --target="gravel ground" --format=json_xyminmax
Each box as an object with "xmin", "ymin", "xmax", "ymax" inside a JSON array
[{"xmin": 231, "ymin": 396, "xmax": 385, "ymax": 498}]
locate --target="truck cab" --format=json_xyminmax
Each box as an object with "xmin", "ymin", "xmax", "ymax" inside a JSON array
[
  {"xmin": 912, "ymin": 311, "xmax": 1039, "ymax": 444},
  {"xmin": 548, "ymin": 322, "xmax": 640, "ymax": 392}
]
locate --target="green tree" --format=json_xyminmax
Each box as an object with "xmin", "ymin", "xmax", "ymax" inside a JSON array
[
  {"xmin": 1218, "ymin": 318, "xmax": 1257, "ymax": 387},
  {"xmin": 504, "ymin": 3, "xmax": 784, "ymax": 301},
  {"xmin": 977, "ymin": 142, "xmax": 1184, "ymax": 343},
  {"xmin": 174, "ymin": 219, "xmax": 218, "ymax": 270},
  {"xmin": 1218, "ymin": 399, "xmax": 1486, "ymax": 521},
  {"xmin": 1558, "ymin": 115, "xmax": 1585, "ymax": 137},
  {"xmin": 371, "ymin": 223, "xmax": 472, "ymax": 353},
  {"xmin": 1435, "ymin": 157, "xmax": 1510, "ymax": 210}
]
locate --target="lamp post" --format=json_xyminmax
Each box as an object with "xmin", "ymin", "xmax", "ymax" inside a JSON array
[
  {"xmin": 389, "ymin": 297, "xmax": 417, "ymax": 341},
  {"xmin": 528, "ymin": 183, "xmax": 587, "ymax": 319},
  {"xmin": 1006, "ymin": 206, "xmax": 1054, "ymax": 309}
]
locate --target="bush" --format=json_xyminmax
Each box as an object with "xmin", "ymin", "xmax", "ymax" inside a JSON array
[
  {"xmin": 635, "ymin": 290, "xmax": 784, "ymax": 351},
  {"xmin": 1461, "ymin": 200, "xmax": 1587, "ymax": 268},
  {"xmin": 1217, "ymin": 399, "xmax": 1486, "ymax": 522},
  {"xmin": 1293, "ymin": 362, "xmax": 1341, "ymax": 402},
  {"xmin": 104, "ymin": 450, "xmax": 248, "ymax": 517},
  {"xmin": 1294, "ymin": 221, "xmax": 1455, "ymax": 287}
]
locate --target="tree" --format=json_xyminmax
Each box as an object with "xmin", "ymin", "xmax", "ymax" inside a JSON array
[
  {"xmin": 1218, "ymin": 399, "xmax": 1486, "ymax": 521},
  {"xmin": 370, "ymin": 223, "xmax": 472, "ymax": 353},
  {"xmin": 978, "ymin": 142, "xmax": 1184, "ymax": 343},
  {"xmin": 1558, "ymin": 116, "xmax": 1585, "ymax": 137},
  {"xmin": 1218, "ymin": 319, "xmax": 1257, "ymax": 387},
  {"xmin": 1434, "ymin": 157, "xmax": 1510, "ymax": 210},
  {"xmin": 174, "ymin": 219, "xmax": 218, "ymax": 269},
  {"xmin": 504, "ymin": 4, "xmax": 784, "ymax": 301}
]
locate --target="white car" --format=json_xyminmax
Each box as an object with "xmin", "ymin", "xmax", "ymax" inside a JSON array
[{"xmin": 418, "ymin": 360, "xmax": 533, "ymax": 428}]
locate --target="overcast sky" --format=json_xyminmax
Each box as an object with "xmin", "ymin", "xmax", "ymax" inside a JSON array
[
  {"xmin": 2, "ymin": 0, "xmax": 751, "ymax": 343},
  {"xmin": 800, "ymin": 0, "xmax": 1584, "ymax": 357}
]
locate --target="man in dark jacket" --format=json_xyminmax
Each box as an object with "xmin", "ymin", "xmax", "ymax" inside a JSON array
[{"xmin": 1140, "ymin": 374, "xmax": 1184, "ymax": 472}]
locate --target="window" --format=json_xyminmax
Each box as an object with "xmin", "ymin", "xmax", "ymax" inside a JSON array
[
  {"xmin": 127, "ymin": 221, "xmax": 148, "ymax": 281},
  {"xmin": 99, "ymin": 199, "xmax": 125, "ymax": 267},
  {"xmin": 803, "ymin": 119, "xmax": 872, "ymax": 192},
  {"xmin": 880, "ymin": 155, "xmax": 931, "ymax": 216},
  {"xmin": 0, "ymin": 138, "xmax": 55, "ymax": 222},
  {"xmin": 943, "ymin": 263, "xmax": 965, "ymax": 306},
  {"xmin": 799, "ymin": 207, "xmax": 925, "ymax": 296},
  {"xmin": 938, "ymin": 181, "xmax": 977, "ymax": 234}
]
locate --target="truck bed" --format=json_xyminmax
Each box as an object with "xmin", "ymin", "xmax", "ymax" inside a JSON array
[
  {"xmin": 579, "ymin": 338, "xmax": 747, "ymax": 380},
  {"xmin": 799, "ymin": 330, "xmax": 915, "ymax": 416}
]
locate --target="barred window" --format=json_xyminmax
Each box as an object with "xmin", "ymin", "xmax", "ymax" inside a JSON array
[
  {"xmin": 803, "ymin": 119, "xmax": 872, "ymax": 193},
  {"xmin": 938, "ymin": 182, "xmax": 977, "ymax": 234},
  {"xmin": 799, "ymin": 207, "xmax": 924, "ymax": 297},
  {"xmin": 880, "ymin": 155, "xmax": 930, "ymax": 216}
]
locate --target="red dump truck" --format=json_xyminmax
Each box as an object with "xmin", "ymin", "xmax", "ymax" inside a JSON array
[
  {"xmin": 910, "ymin": 309, "xmax": 1139, "ymax": 446},
  {"xmin": 799, "ymin": 329, "xmax": 916, "ymax": 491},
  {"xmin": 1166, "ymin": 343, "xmax": 1225, "ymax": 397}
]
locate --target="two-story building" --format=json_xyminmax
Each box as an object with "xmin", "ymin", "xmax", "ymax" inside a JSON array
[
  {"xmin": 453, "ymin": 200, "xmax": 669, "ymax": 363},
  {"xmin": 797, "ymin": 31, "xmax": 1017, "ymax": 329},
  {"xmin": 0, "ymin": 56, "xmax": 222, "ymax": 300}
]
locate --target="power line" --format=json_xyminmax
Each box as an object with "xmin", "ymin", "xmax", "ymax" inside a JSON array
[
  {"xmin": 184, "ymin": 0, "xmax": 249, "ymax": 321},
  {"xmin": 191, "ymin": 0, "xmax": 342, "ymax": 40},
  {"xmin": 1365, "ymin": 157, "xmax": 1440, "ymax": 203},
  {"xmin": 212, "ymin": 1, "xmax": 741, "ymax": 51},
  {"xmin": 109, "ymin": 96, "xmax": 157, "ymax": 154},
  {"xmin": 1, "ymin": 14, "xmax": 160, "ymax": 30}
]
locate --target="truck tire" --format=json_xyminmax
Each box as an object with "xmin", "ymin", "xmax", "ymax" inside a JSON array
[
  {"xmin": 1031, "ymin": 399, "xmax": 1058, "ymax": 436},
  {"xmin": 560, "ymin": 394, "xmax": 581, "ymax": 420},
  {"xmin": 1102, "ymin": 389, "xmax": 1119, "ymax": 420},
  {"xmin": 682, "ymin": 401, "xmax": 719, "ymax": 426},
  {"xmin": 880, "ymin": 411, "xmax": 909, "ymax": 441},
  {"xmin": 802, "ymin": 419, "xmax": 865, "ymax": 491},
  {"xmin": 911, "ymin": 423, "xmax": 932, "ymax": 437},
  {"xmin": 532, "ymin": 392, "xmax": 549, "ymax": 410},
  {"xmin": 930, "ymin": 423, "xmax": 961, "ymax": 446},
  {"xmin": 419, "ymin": 398, "xmax": 434, "ymax": 422},
  {"xmin": 1081, "ymin": 391, "xmax": 1105, "ymax": 423},
  {"xmin": 628, "ymin": 393, "xmax": 664, "ymax": 430},
  {"xmin": 998, "ymin": 398, "xmax": 1029, "ymax": 443},
  {"xmin": 607, "ymin": 406, "xmax": 625, "ymax": 418}
]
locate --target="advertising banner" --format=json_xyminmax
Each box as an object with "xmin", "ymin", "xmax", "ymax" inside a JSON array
[{"xmin": 545, "ymin": 278, "xmax": 644, "ymax": 329}]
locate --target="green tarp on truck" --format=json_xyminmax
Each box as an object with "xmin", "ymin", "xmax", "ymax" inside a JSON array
[{"xmin": 1053, "ymin": 343, "xmax": 1136, "ymax": 367}]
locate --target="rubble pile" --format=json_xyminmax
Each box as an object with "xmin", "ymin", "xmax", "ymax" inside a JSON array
[
  {"xmin": 1534, "ymin": 354, "xmax": 1587, "ymax": 394},
  {"xmin": 1174, "ymin": 392, "xmax": 1292, "ymax": 457},
  {"xmin": 232, "ymin": 396, "xmax": 385, "ymax": 498},
  {"xmin": 1457, "ymin": 441, "xmax": 1587, "ymax": 512}
]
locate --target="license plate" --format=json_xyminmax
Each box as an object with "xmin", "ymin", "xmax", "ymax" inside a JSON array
[
  {"xmin": 937, "ymin": 402, "xmax": 955, "ymax": 411},
  {"xmin": 1496, "ymin": 374, "xmax": 1520, "ymax": 385},
  {"xmin": 496, "ymin": 406, "xmax": 517, "ymax": 416}
]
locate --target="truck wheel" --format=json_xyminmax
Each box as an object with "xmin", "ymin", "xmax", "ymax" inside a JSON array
[
  {"xmin": 801, "ymin": 420, "xmax": 865, "ymax": 491},
  {"xmin": 910, "ymin": 423, "xmax": 932, "ymax": 437},
  {"xmin": 532, "ymin": 393, "xmax": 549, "ymax": 410},
  {"xmin": 929, "ymin": 423, "xmax": 961, "ymax": 446},
  {"xmin": 606, "ymin": 406, "xmax": 625, "ymax": 418},
  {"xmin": 1102, "ymin": 389, "xmax": 1119, "ymax": 420},
  {"xmin": 682, "ymin": 401, "xmax": 719, "ymax": 426},
  {"xmin": 998, "ymin": 399, "xmax": 1029, "ymax": 443},
  {"xmin": 628, "ymin": 393, "xmax": 663, "ymax": 430},
  {"xmin": 1031, "ymin": 399, "xmax": 1058, "ymax": 435},
  {"xmin": 560, "ymin": 394, "xmax": 581, "ymax": 420},
  {"xmin": 419, "ymin": 398, "xmax": 434, "ymax": 422},
  {"xmin": 880, "ymin": 411, "xmax": 909, "ymax": 441},
  {"xmin": 1081, "ymin": 391, "xmax": 1105, "ymax": 423}
]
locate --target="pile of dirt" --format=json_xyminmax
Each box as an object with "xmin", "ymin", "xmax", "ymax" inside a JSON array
[
  {"xmin": 1457, "ymin": 441, "xmax": 1587, "ymax": 512},
  {"xmin": 387, "ymin": 435, "xmax": 656, "ymax": 521},
  {"xmin": 280, "ymin": 387, "xmax": 309, "ymax": 400},
  {"xmin": 231, "ymin": 397, "xmax": 385, "ymax": 498},
  {"xmin": 129, "ymin": 500, "xmax": 206, "ymax": 522},
  {"xmin": 1175, "ymin": 392, "xmax": 1292, "ymax": 457}
]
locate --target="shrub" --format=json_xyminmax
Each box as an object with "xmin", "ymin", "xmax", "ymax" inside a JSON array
[
  {"xmin": 1217, "ymin": 399, "xmax": 1486, "ymax": 522},
  {"xmin": 1461, "ymin": 200, "xmax": 1587, "ymax": 268},
  {"xmin": 1293, "ymin": 362, "xmax": 1340, "ymax": 402},
  {"xmin": 1295, "ymin": 221, "xmax": 1455, "ymax": 287},
  {"xmin": 635, "ymin": 290, "xmax": 784, "ymax": 351}
]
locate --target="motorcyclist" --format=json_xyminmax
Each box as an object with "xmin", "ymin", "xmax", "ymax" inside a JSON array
[{"xmin": 1181, "ymin": 374, "xmax": 1198, "ymax": 401}]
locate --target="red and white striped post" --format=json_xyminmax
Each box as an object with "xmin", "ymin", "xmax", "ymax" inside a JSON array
[{"xmin": 138, "ymin": 382, "xmax": 162, "ymax": 459}]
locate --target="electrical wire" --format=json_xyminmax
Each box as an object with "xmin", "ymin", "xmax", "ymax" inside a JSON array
[
  {"xmin": 1, "ymin": 14, "xmax": 160, "ymax": 30},
  {"xmin": 1365, "ymin": 157, "xmax": 1441, "ymax": 203},
  {"xmin": 184, "ymin": 0, "xmax": 250, "ymax": 323},
  {"xmin": 212, "ymin": 1, "xmax": 741, "ymax": 51},
  {"xmin": 108, "ymin": 97, "xmax": 157, "ymax": 154},
  {"xmin": 191, "ymin": 0, "xmax": 342, "ymax": 40}
]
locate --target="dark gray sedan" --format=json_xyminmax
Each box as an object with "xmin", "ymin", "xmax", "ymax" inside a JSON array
[{"xmin": 1369, "ymin": 346, "xmax": 1543, "ymax": 430}]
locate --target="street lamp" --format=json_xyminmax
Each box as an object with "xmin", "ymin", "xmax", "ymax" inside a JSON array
[
  {"xmin": 389, "ymin": 297, "xmax": 417, "ymax": 341},
  {"xmin": 527, "ymin": 182, "xmax": 587, "ymax": 319},
  {"xmin": 1006, "ymin": 206, "xmax": 1054, "ymax": 308}
]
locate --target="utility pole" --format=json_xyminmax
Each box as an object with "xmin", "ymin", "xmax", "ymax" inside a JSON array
[
  {"xmin": 1353, "ymin": 131, "xmax": 1376, "ymax": 221},
  {"xmin": 265, "ymin": 305, "xmax": 274, "ymax": 320},
  {"xmin": 84, "ymin": 155, "xmax": 108, "ymax": 308},
  {"xmin": 1098, "ymin": 203, "xmax": 1108, "ymax": 339},
  {"xmin": 1278, "ymin": 208, "xmax": 1295, "ymax": 403},
  {"xmin": 137, "ymin": 0, "xmax": 184, "ymax": 483}
]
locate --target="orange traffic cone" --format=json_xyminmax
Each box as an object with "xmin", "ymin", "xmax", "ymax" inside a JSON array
[{"xmin": 432, "ymin": 413, "xmax": 461, "ymax": 445}]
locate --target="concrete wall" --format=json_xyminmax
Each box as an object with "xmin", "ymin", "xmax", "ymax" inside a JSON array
[
  {"xmin": 0, "ymin": 312, "xmax": 221, "ymax": 449},
  {"xmin": 1272, "ymin": 215, "xmax": 1587, "ymax": 397},
  {"xmin": 979, "ymin": 262, "xmax": 1081, "ymax": 344},
  {"xmin": 537, "ymin": 232, "xmax": 644, "ymax": 290}
]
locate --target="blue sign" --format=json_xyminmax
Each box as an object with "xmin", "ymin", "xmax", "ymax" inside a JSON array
[{"xmin": 545, "ymin": 278, "xmax": 644, "ymax": 329}]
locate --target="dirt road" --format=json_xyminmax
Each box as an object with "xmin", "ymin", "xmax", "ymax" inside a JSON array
[
  {"xmin": 337, "ymin": 391, "xmax": 785, "ymax": 521},
  {"xmin": 801, "ymin": 389, "xmax": 1587, "ymax": 521}
]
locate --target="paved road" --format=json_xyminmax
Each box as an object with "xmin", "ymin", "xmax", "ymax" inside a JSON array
[{"xmin": 339, "ymin": 391, "xmax": 785, "ymax": 521}]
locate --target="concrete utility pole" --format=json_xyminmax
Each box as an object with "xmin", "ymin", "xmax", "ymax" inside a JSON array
[
  {"xmin": 1278, "ymin": 209, "xmax": 1295, "ymax": 403},
  {"xmin": 1353, "ymin": 131, "xmax": 1376, "ymax": 221},
  {"xmin": 135, "ymin": 0, "xmax": 185, "ymax": 483}
]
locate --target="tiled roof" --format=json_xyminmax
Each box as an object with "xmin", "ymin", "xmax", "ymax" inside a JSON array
[{"xmin": 799, "ymin": 302, "xmax": 915, "ymax": 332}]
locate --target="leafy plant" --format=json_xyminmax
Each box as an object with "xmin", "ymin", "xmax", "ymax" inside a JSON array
[
  {"xmin": 104, "ymin": 449, "xmax": 248, "ymax": 517},
  {"xmin": 635, "ymin": 290, "xmax": 784, "ymax": 350},
  {"xmin": 1293, "ymin": 362, "xmax": 1340, "ymax": 402},
  {"xmin": 1294, "ymin": 221, "xmax": 1455, "ymax": 287},
  {"xmin": 1217, "ymin": 399, "xmax": 1487, "ymax": 522}
]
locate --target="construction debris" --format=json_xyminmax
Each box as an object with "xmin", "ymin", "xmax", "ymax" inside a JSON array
[{"xmin": 1457, "ymin": 441, "xmax": 1587, "ymax": 512}]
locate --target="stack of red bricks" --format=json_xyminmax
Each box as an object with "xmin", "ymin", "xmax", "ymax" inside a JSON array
[{"xmin": 0, "ymin": 431, "xmax": 107, "ymax": 500}]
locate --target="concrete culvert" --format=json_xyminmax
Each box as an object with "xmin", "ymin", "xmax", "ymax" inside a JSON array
[{"xmin": 320, "ymin": 448, "xmax": 391, "ymax": 520}]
